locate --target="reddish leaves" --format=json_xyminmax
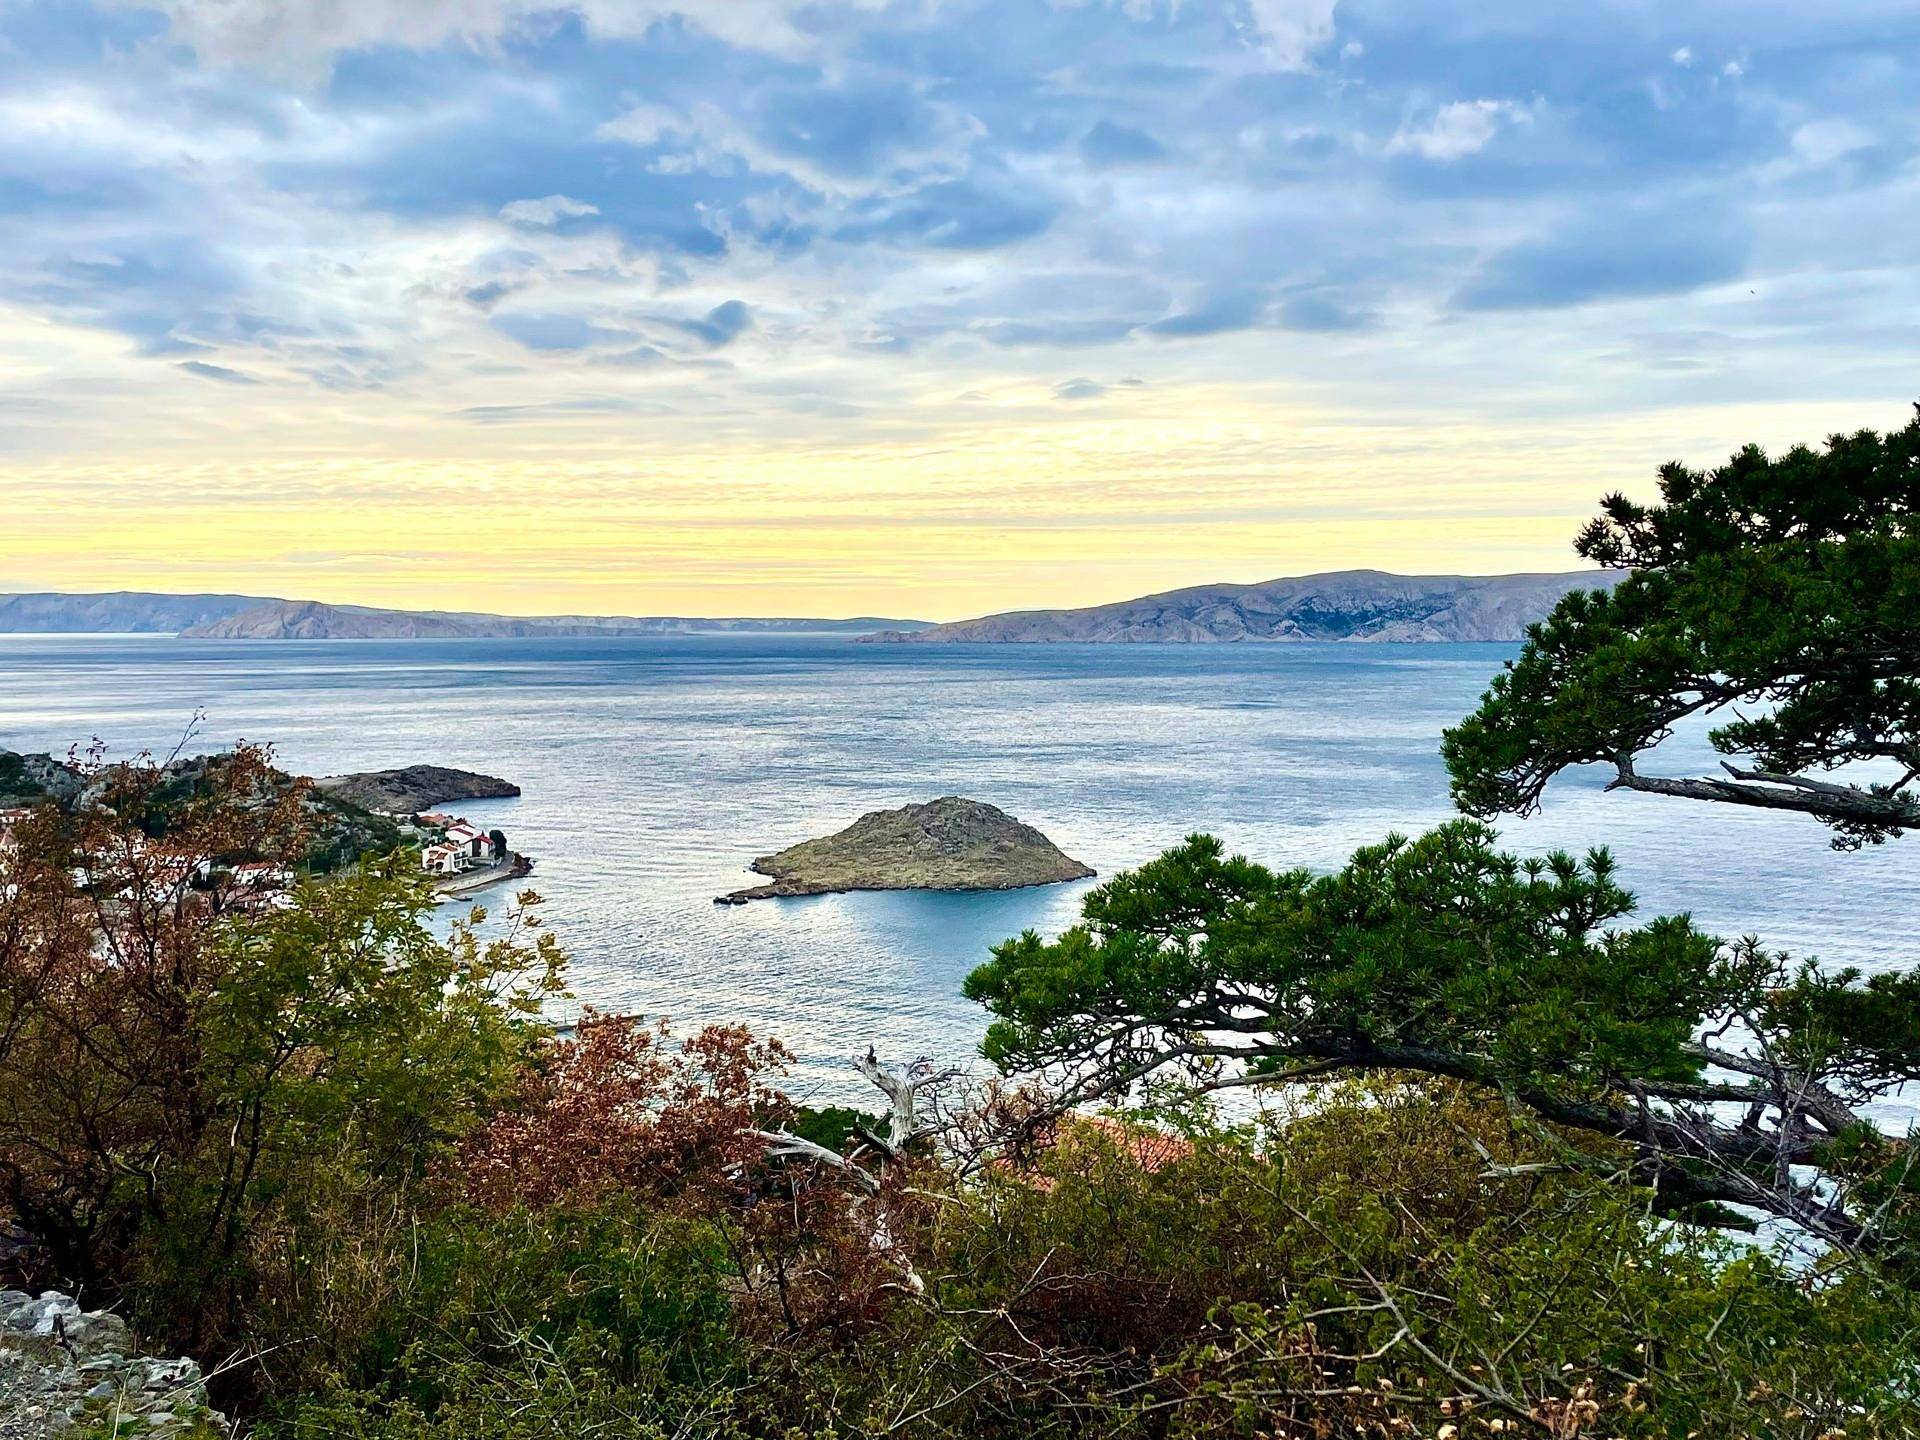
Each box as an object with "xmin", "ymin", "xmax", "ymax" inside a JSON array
[{"xmin": 462, "ymin": 1011, "xmax": 794, "ymax": 1212}]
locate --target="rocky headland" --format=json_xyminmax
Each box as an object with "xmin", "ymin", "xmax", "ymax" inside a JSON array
[
  {"xmin": 314, "ymin": 764, "xmax": 520, "ymax": 813},
  {"xmin": 716, "ymin": 797, "xmax": 1094, "ymax": 904}
]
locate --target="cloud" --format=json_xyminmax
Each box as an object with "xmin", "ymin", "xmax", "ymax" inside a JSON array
[
  {"xmin": 1053, "ymin": 377, "xmax": 1107, "ymax": 400},
  {"xmin": 0, "ymin": 0, "xmax": 1913, "ymax": 462},
  {"xmin": 836, "ymin": 178, "xmax": 1056, "ymax": 250},
  {"xmin": 177, "ymin": 359, "xmax": 259, "ymax": 383},
  {"xmin": 1242, "ymin": 0, "xmax": 1339, "ymax": 70},
  {"xmin": 677, "ymin": 299, "xmax": 754, "ymax": 348},
  {"xmin": 1455, "ymin": 210, "xmax": 1750, "ymax": 311},
  {"xmin": 456, "ymin": 395, "xmax": 650, "ymax": 422},
  {"xmin": 1277, "ymin": 290, "xmax": 1372, "ymax": 332},
  {"xmin": 490, "ymin": 312, "xmax": 628, "ymax": 351},
  {"xmin": 1079, "ymin": 120, "xmax": 1165, "ymax": 167},
  {"xmin": 1386, "ymin": 100, "xmax": 1530, "ymax": 162},
  {"xmin": 1140, "ymin": 290, "xmax": 1264, "ymax": 338},
  {"xmin": 499, "ymin": 194, "xmax": 600, "ymax": 226},
  {"xmin": 463, "ymin": 279, "xmax": 519, "ymax": 308},
  {"xmin": 146, "ymin": 0, "xmax": 883, "ymax": 81}
]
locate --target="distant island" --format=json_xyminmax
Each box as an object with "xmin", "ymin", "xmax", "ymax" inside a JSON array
[
  {"xmin": 716, "ymin": 797, "xmax": 1094, "ymax": 904},
  {"xmin": 0, "ymin": 591, "xmax": 931, "ymax": 639},
  {"xmin": 0, "ymin": 574, "xmax": 1619, "ymax": 643},
  {"xmin": 861, "ymin": 569, "xmax": 1624, "ymax": 644}
]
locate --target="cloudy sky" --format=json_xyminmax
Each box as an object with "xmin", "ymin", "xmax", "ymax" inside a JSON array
[{"xmin": 2, "ymin": 0, "xmax": 1916, "ymax": 617}]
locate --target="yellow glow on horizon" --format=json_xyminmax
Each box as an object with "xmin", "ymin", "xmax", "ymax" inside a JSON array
[{"xmin": 4, "ymin": 387, "xmax": 1896, "ymax": 621}]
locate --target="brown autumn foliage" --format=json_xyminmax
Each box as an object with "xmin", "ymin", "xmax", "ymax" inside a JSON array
[
  {"xmin": 0, "ymin": 742, "xmax": 310, "ymax": 1299},
  {"xmin": 458, "ymin": 1009, "xmax": 942, "ymax": 1342},
  {"xmin": 0, "ymin": 740, "xmax": 560, "ymax": 1375},
  {"xmin": 460, "ymin": 1010, "xmax": 795, "ymax": 1211}
]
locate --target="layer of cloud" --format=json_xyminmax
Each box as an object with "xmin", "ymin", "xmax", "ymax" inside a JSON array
[
  {"xmin": 0, "ymin": 0, "xmax": 1912, "ymax": 461},
  {"xmin": 147, "ymin": 0, "xmax": 889, "ymax": 80}
]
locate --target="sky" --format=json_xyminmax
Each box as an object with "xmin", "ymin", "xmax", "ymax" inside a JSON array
[{"xmin": 1, "ymin": 0, "xmax": 1916, "ymax": 619}]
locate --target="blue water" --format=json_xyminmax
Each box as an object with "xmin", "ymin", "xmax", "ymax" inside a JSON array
[{"xmin": 0, "ymin": 634, "xmax": 1910, "ymax": 1114}]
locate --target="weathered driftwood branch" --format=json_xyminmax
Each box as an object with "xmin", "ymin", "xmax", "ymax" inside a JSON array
[
  {"xmin": 750, "ymin": 1129, "xmax": 880, "ymax": 1193},
  {"xmin": 855, "ymin": 1047, "xmax": 960, "ymax": 1157},
  {"xmin": 749, "ymin": 1048, "xmax": 952, "ymax": 1295}
]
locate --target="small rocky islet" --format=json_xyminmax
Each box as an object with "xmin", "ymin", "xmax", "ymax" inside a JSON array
[{"xmin": 715, "ymin": 796, "xmax": 1095, "ymax": 905}]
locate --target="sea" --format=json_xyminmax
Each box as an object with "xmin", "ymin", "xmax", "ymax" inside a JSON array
[{"xmin": 1, "ymin": 633, "xmax": 1910, "ymax": 1119}]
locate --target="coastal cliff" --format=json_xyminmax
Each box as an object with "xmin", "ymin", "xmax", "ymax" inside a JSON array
[
  {"xmin": 862, "ymin": 569, "xmax": 1624, "ymax": 644},
  {"xmin": 0, "ymin": 590, "xmax": 273, "ymax": 634},
  {"xmin": 717, "ymin": 797, "xmax": 1094, "ymax": 903}
]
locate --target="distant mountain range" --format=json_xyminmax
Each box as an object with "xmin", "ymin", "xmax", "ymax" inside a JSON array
[
  {"xmin": 0, "ymin": 592, "xmax": 930, "ymax": 639},
  {"xmin": 0, "ymin": 571, "xmax": 1620, "ymax": 643},
  {"xmin": 860, "ymin": 569, "xmax": 1624, "ymax": 644}
]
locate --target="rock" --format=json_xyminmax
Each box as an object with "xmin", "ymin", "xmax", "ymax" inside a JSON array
[
  {"xmin": 313, "ymin": 764, "xmax": 520, "ymax": 813},
  {"xmin": 61, "ymin": 1310, "xmax": 130, "ymax": 1360},
  {"xmin": 0, "ymin": 753, "xmax": 83, "ymax": 809},
  {"xmin": 0, "ymin": 1290, "xmax": 225, "ymax": 1438},
  {"xmin": 717, "ymin": 797, "xmax": 1094, "ymax": 904}
]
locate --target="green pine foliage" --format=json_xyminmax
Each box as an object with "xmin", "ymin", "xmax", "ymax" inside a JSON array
[{"xmin": 1444, "ymin": 409, "xmax": 1920, "ymax": 846}]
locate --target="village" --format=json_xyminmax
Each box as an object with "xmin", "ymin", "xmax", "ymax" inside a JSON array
[
  {"xmin": 410, "ymin": 810, "xmax": 533, "ymax": 896},
  {"xmin": 0, "ymin": 802, "xmax": 526, "ymax": 909}
]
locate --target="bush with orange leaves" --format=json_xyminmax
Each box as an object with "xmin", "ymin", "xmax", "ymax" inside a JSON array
[
  {"xmin": 458, "ymin": 1012, "xmax": 936, "ymax": 1342},
  {"xmin": 461, "ymin": 1012, "xmax": 795, "ymax": 1213}
]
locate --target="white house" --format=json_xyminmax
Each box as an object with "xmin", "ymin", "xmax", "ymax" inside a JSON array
[
  {"xmin": 442, "ymin": 821, "xmax": 489, "ymax": 860},
  {"xmin": 421, "ymin": 843, "xmax": 463, "ymax": 875}
]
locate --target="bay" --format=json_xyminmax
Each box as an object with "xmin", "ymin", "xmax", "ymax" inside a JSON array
[{"xmin": 0, "ymin": 633, "xmax": 1909, "ymax": 1115}]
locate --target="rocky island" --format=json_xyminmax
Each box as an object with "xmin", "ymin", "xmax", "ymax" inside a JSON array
[
  {"xmin": 716, "ymin": 797, "xmax": 1094, "ymax": 904},
  {"xmin": 315, "ymin": 764, "xmax": 520, "ymax": 813}
]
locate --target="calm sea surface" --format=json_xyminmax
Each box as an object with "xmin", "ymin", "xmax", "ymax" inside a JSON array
[{"xmin": 1, "ymin": 635, "xmax": 1910, "ymax": 1114}]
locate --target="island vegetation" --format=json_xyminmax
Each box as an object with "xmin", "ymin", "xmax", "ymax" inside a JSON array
[
  {"xmin": 2, "ymin": 413, "xmax": 1917, "ymax": 1438},
  {"xmin": 717, "ymin": 797, "xmax": 1093, "ymax": 903}
]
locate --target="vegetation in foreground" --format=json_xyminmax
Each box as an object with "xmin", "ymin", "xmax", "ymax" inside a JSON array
[{"xmin": 3, "ymin": 412, "xmax": 1918, "ymax": 1437}]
